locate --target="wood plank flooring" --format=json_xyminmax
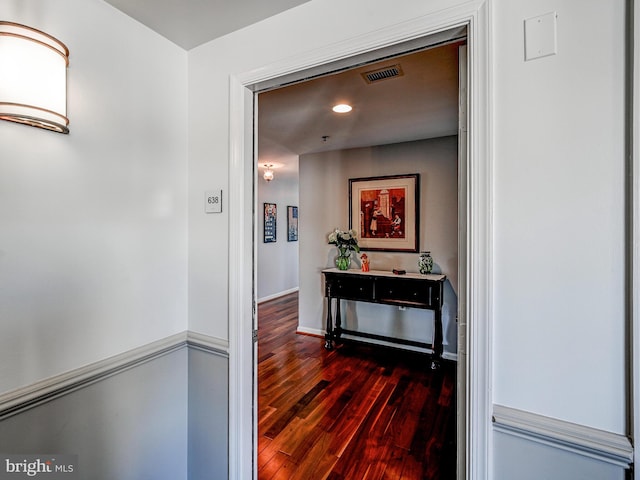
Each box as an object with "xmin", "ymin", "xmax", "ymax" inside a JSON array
[{"xmin": 258, "ymin": 292, "xmax": 456, "ymax": 480}]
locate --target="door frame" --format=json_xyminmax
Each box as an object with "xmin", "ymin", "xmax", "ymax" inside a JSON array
[
  {"xmin": 631, "ymin": 0, "xmax": 639, "ymax": 474},
  {"xmin": 228, "ymin": 3, "xmax": 493, "ymax": 479}
]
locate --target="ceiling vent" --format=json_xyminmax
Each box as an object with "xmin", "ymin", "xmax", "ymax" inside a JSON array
[{"xmin": 361, "ymin": 64, "xmax": 404, "ymax": 84}]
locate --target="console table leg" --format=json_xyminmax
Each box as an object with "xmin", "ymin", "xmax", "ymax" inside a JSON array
[
  {"xmin": 431, "ymin": 309, "xmax": 444, "ymax": 369},
  {"xmin": 335, "ymin": 298, "xmax": 342, "ymax": 338},
  {"xmin": 324, "ymin": 297, "xmax": 334, "ymax": 350}
]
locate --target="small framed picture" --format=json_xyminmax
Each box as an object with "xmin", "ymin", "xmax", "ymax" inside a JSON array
[
  {"xmin": 287, "ymin": 206, "xmax": 298, "ymax": 242},
  {"xmin": 264, "ymin": 203, "xmax": 277, "ymax": 243}
]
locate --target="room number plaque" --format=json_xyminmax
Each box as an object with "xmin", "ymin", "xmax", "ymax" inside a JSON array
[{"xmin": 205, "ymin": 190, "xmax": 222, "ymax": 213}]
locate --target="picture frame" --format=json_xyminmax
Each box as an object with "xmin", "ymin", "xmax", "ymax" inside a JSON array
[
  {"xmin": 287, "ymin": 206, "xmax": 298, "ymax": 242},
  {"xmin": 349, "ymin": 174, "xmax": 419, "ymax": 252},
  {"xmin": 263, "ymin": 203, "xmax": 277, "ymax": 243}
]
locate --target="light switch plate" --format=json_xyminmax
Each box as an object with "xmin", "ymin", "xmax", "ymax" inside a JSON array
[
  {"xmin": 524, "ymin": 12, "xmax": 557, "ymax": 61},
  {"xmin": 205, "ymin": 190, "xmax": 222, "ymax": 213}
]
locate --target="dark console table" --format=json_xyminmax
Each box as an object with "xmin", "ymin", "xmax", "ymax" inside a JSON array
[{"xmin": 322, "ymin": 268, "xmax": 446, "ymax": 369}]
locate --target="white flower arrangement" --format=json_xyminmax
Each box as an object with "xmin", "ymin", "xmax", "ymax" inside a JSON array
[{"xmin": 327, "ymin": 228, "xmax": 360, "ymax": 253}]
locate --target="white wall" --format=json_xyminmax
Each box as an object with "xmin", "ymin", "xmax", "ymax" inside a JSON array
[
  {"xmin": 186, "ymin": 0, "xmax": 473, "ymax": 338},
  {"xmin": 0, "ymin": 0, "xmax": 629, "ymax": 477},
  {"xmin": 298, "ymin": 137, "xmax": 458, "ymax": 355},
  {"xmin": 493, "ymin": 431, "xmax": 625, "ymax": 480},
  {"xmin": 0, "ymin": 350, "xmax": 189, "ymax": 480},
  {"xmin": 188, "ymin": 0, "xmax": 630, "ymax": 476},
  {"xmin": 257, "ymin": 165, "xmax": 300, "ymax": 301},
  {"xmin": 492, "ymin": 0, "xmax": 626, "ymax": 433},
  {"xmin": 188, "ymin": 348, "xmax": 229, "ymax": 479},
  {"xmin": 0, "ymin": 0, "xmax": 188, "ymax": 393}
]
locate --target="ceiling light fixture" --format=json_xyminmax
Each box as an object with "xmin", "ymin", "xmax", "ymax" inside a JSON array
[
  {"xmin": 332, "ymin": 103, "xmax": 352, "ymax": 113},
  {"xmin": 263, "ymin": 164, "xmax": 274, "ymax": 182},
  {"xmin": 0, "ymin": 21, "xmax": 69, "ymax": 134}
]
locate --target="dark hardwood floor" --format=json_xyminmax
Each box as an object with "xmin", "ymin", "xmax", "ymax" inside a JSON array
[{"xmin": 257, "ymin": 292, "xmax": 456, "ymax": 480}]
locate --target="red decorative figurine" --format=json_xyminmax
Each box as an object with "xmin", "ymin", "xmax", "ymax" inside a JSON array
[{"xmin": 360, "ymin": 253, "xmax": 370, "ymax": 272}]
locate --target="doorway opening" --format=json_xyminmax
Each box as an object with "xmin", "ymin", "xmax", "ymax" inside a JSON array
[
  {"xmin": 254, "ymin": 29, "xmax": 466, "ymax": 479},
  {"xmin": 227, "ymin": 8, "xmax": 493, "ymax": 479}
]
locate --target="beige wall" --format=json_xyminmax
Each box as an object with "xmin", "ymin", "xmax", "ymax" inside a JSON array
[
  {"xmin": 298, "ymin": 136, "xmax": 459, "ymax": 354},
  {"xmin": 256, "ymin": 162, "xmax": 300, "ymax": 301}
]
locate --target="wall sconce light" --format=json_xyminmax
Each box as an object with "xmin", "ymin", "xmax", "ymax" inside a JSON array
[
  {"xmin": 263, "ymin": 164, "xmax": 274, "ymax": 182},
  {"xmin": 0, "ymin": 21, "xmax": 69, "ymax": 134}
]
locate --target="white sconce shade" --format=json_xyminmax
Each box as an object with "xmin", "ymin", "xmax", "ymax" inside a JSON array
[{"xmin": 0, "ymin": 21, "xmax": 69, "ymax": 133}]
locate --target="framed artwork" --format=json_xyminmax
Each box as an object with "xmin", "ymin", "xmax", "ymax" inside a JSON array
[
  {"xmin": 263, "ymin": 203, "xmax": 277, "ymax": 243},
  {"xmin": 349, "ymin": 174, "xmax": 419, "ymax": 252},
  {"xmin": 287, "ymin": 206, "xmax": 298, "ymax": 242}
]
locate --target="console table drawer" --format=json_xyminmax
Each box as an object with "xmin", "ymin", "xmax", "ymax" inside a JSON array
[
  {"xmin": 325, "ymin": 275, "xmax": 374, "ymax": 301},
  {"xmin": 375, "ymin": 278, "xmax": 439, "ymax": 308}
]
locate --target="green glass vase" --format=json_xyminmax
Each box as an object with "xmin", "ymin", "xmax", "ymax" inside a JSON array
[{"xmin": 335, "ymin": 248, "xmax": 351, "ymax": 270}]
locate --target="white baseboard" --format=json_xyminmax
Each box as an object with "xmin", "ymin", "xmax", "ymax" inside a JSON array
[
  {"xmin": 296, "ymin": 326, "xmax": 323, "ymax": 337},
  {"xmin": 295, "ymin": 327, "xmax": 457, "ymax": 361},
  {"xmin": 492, "ymin": 404, "xmax": 633, "ymax": 468},
  {"xmin": 0, "ymin": 331, "xmax": 229, "ymax": 420},
  {"xmin": 257, "ymin": 287, "xmax": 299, "ymax": 304},
  {"xmin": 442, "ymin": 351, "xmax": 458, "ymax": 362}
]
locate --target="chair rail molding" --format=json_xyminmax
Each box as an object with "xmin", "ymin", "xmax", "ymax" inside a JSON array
[
  {"xmin": 0, "ymin": 331, "xmax": 229, "ymax": 421},
  {"xmin": 493, "ymin": 404, "xmax": 633, "ymax": 469}
]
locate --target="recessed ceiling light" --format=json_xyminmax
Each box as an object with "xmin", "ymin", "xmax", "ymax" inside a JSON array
[{"xmin": 332, "ymin": 104, "xmax": 352, "ymax": 113}]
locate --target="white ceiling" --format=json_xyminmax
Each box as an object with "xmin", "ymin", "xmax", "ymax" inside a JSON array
[
  {"xmin": 103, "ymin": 0, "xmax": 310, "ymax": 50},
  {"xmin": 103, "ymin": 1, "xmax": 463, "ymax": 177},
  {"xmin": 258, "ymin": 42, "xmax": 462, "ymax": 174}
]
